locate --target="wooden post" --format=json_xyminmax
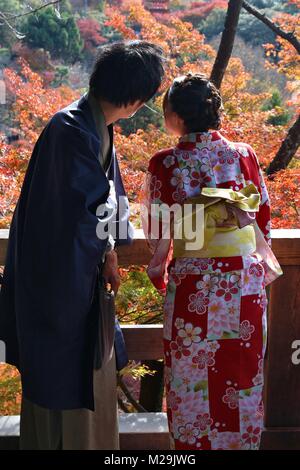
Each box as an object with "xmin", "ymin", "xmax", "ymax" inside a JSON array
[{"xmin": 261, "ymin": 230, "xmax": 300, "ymax": 449}]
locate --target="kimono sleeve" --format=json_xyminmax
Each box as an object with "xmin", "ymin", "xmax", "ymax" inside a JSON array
[
  {"xmin": 140, "ymin": 156, "xmax": 173, "ymax": 296},
  {"xmin": 243, "ymin": 145, "xmax": 283, "ymax": 286},
  {"xmin": 248, "ymin": 147, "xmax": 272, "ymax": 247}
]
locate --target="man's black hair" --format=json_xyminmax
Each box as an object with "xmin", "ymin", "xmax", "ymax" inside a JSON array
[{"xmin": 89, "ymin": 40, "xmax": 165, "ymax": 107}]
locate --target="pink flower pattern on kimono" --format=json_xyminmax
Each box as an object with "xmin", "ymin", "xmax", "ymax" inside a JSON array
[
  {"xmin": 217, "ymin": 148, "xmax": 240, "ymax": 165},
  {"xmin": 171, "ymin": 343, "xmax": 208, "ymax": 384},
  {"xmin": 190, "ymin": 170, "xmax": 212, "ymax": 188},
  {"xmin": 174, "ymin": 317, "xmax": 185, "ymax": 330},
  {"xmin": 216, "ymin": 279, "xmax": 239, "ymax": 301},
  {"xmin": 192, "ymin": 349, "xmax": 215, "ymax": 370},
  {"xmin": 240, "ymin": 386, "xmax": 264, "ymax": 429},
  {"xmin": 207, "ymin": 340, "xmax": 221, "ymax": 354},
  {"xmin": 241, "ymin": 261, "xmax": 265, "ymax": 296},
  {"xmin": 240, "ymin": 389, "xmax": 263, "ymax": 450},
  {"xmin": 193, "ymin": 413, "xmax": 213, "ymax": 432},
  {"xmin": 170, "ymin": 336, "xmax": 191, "ymax": 360},
  {"xmin": 222, "ymin": 387, "xmax": 239, "ymax": 409},
  {"xmin": 227, "ymin": 298, "xmax": 241, "ymax": 322},
  {"xmin": 150, "ymin": 174, "xmax": 162, "ymax": 199},
  {"xmin": 207, "ymin": 298, "xmax": 239, "ymax": 339},
  {"xmin": 164, "ymin": 366, "xmax": 173, "ymax": 386},
  {"xmin": 242, "ymin": 426, "xmax": 261, "ymax": 448},
  {"xmin": 163, "ymin": 290, "xmax": 176, "ymax": 341},
  {"xmin": 169, "ymin": 270, "xmax": 187, "ymax": 286},
  {"xmin": 240, "ymin": 320, "xmax": 255, "ymax": 341},
  {"xmin": 237, "ymin": 145, "xmax": 250, "ymax": 158},
  {"xmin": 172, "ymin": 187, "xmax": 187, "ymax": 203},
  {"xmin": 198, "ymin": 154, "xmax": 212, "ymax": 174},
  {"xmin": 167, "ymin": 390, "xmax": 182, "ymax": 411},
  {"xmin": 176, "ymin": 389, "xmax": 207, "ymax": 418},
  {"xmin": 172, "ymin": 257, "xmax": 214, "ymax": 274},
  {"xmin": 249, "ymin": 262, "xmax": 264, "ymax": 278},
  {"xmin": 192, "ymin": 258, "xmax": 214, "ymax": 271},
  {"xmin": 252, "ymin": 359, "xmax": 264, "ymax": 386},
  {"xmin": 210, "ymin": 432, "xmax": 242, "ymax": 450},
  {"xmin": 196, "ymin": 275, "xmax": 219, "ymax": 295},
  {"xmin": 177, "ymin": 323, "xmax": 202, "ymax": 347},
  {"xmin": 163, "ymin": 155, "xmax": 175, "ymax": 168},
  {"xmin": 171, "ymin": 167, "xmax": 189, "ymax": 188},
  {"xmin": 178, "ymin": 423, "xmax": 200, "ymax": 445},
  {"xmin": 174, "ymin": 148, "xmax": 201, "ymax": 167},
  {"xmin": 188, "ymin": 290, "xmax": 209, "ymax": 315}
]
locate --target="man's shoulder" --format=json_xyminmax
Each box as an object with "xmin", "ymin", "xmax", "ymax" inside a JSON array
[
  {"xmin": 47, "ymin": 95, "xmax": 93, "ymax": 137},
  {"xmin": 34, "ymin": 95, "xmax": 100, "ymax": 159}
]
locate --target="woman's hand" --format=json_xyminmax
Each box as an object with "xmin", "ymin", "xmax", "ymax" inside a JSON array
[{"xmin": 102, "ymin": 249, "xmax": 121, "ymax": 295}]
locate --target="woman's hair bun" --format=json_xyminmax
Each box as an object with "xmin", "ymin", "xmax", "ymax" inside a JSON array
[{"xmin": 165, "ymin": 73, "xmax": 224, "ymax": 133}]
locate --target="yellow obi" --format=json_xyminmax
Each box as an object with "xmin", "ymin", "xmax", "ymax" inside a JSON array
[{"xmin": 172, "ymin": 183, "xmax": 261, "ymax": 258}]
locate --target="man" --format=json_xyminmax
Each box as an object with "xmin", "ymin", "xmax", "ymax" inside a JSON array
[{"xmin": 0, "ymin": 40, "xmax": 165, "ymax": 449}]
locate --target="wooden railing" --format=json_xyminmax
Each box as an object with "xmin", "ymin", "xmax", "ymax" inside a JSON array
[{"xmin": 1, "ymin": 228, "xmax": 300, "ymax": 450}]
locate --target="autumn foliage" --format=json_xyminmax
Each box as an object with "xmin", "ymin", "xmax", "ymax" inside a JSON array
[
  {"xmin": 77, "ymin": 18, "xmax": 106, "ymax": 51},
  {"xmin": 0, "ymin": 61, "xmax": 78, "ymax": 228},
  {"xmin": 1, "ymin": 0, "xmax": 299, "ymax": 229},
  {"xmin": 176, "ymin": 0, "xmax": 228, "ymax": 19}
]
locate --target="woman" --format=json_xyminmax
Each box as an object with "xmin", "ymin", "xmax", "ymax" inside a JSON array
[{"xmin": 141, "ymin": 73, "xmax": 282, "ymax": 450}]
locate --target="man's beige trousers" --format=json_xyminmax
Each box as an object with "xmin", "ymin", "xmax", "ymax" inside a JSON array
[{"xmin": 19, "ymin": 350, "xmax": 119, "ymax": 450}]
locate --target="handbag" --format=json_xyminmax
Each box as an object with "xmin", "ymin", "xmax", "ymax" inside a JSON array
[{"xmin": 94, "ymin": 262, "xmax": 116, "ymax": 370}]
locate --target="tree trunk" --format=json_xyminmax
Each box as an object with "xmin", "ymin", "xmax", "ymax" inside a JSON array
[
  {"xmin": 267, "ymin": 115, "xmax": 300, "ymax": 175},
  {"xmin": 210, "ymin": 0, "xmax": 243, "ymax": 89}
]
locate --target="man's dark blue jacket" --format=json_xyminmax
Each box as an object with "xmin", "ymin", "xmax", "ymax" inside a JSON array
[{"xmin": 0, "ymin": 94, "xmax": 134, "ymax": 410}]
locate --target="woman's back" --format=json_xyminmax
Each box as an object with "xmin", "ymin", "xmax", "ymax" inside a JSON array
[{"xmin": 148, "ymin": 130, "xmax": 267, "ymax": 208}]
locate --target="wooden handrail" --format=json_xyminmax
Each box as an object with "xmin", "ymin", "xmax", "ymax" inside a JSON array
[
  {"xmin": 1, "ymin": 228, "xmax": 300, "ymax": 266},
  {"xmin": 1, "ymin": 227, "xmax": 300, "ymax": 449},
  {"xmin": 122, "ymin": 324, "xmax": 163, "ymax": 360}
]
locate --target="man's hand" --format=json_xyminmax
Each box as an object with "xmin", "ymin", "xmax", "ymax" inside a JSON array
[{"xmin": 102, "ymin": 249, "xmax": 121, "ymax": 296}]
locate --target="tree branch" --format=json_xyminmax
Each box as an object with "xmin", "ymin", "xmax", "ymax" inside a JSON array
[
  {"xmin": 0, "ymin": 1, "xmax": 61, "ymax": 38},
  {"xmin": 117, "ymin": 373, "xmax": 148, "ymax": 413},
  {"xmin": 117, "ymin": 396, "xmax": 131, "ymax": 413},
  {"xmin": 0, "ymin": 12, "xmax": 25, "ymax": 38},
  {"xmin": 242, "ymin": 0, "xmax": 300, "ymax": 55},
  {"xmin": 2, "ymin": 1, "xmax": 61, "ymax": 21}
]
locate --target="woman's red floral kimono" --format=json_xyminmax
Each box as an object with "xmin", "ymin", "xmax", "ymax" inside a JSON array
[{"xmin": 141, "ymin": 130, "xmax": 280, "ymax": 451}]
